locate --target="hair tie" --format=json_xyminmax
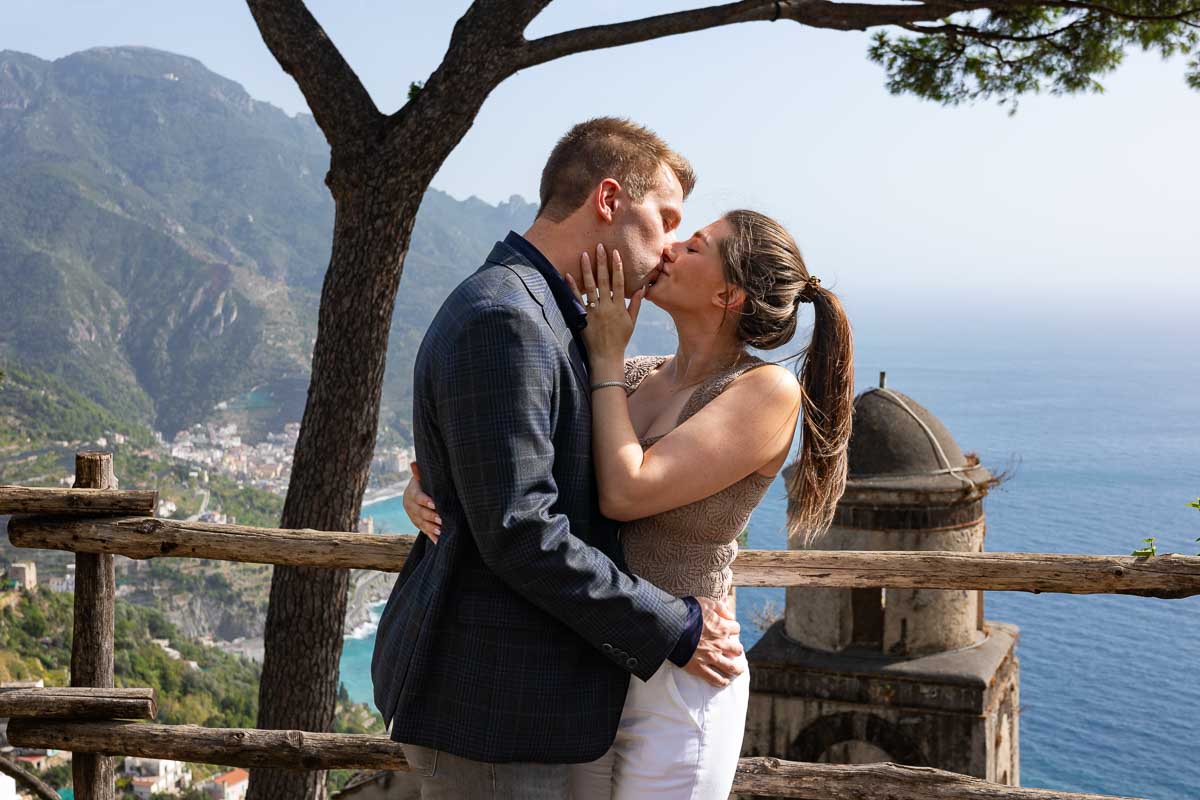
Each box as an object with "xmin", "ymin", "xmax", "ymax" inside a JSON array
[{"xmin": 797, "ymin": 275, "xmax": 821, "ymax": 304}]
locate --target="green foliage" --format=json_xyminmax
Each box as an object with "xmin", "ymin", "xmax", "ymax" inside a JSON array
[
  {"xmin": 0, "ymin": 47, "xmax": 544, "ymax": 446},
  {"xmin": 205, "ymin": 472, "xmax": 284, "ymax": 528},
  {"xmin": 1191, "ymin": 497, "xmax": 1200, "ymax": 555},
  {"xmin": 0, "ymin": 588, "xmax": 379, "ymax": 738},
  {"xmin": 868, "ymin": 3, "xmax": 1200, "ymax": 110},
  {"xmin": 38, "ymin": 761, "xmax": 73, "ymax": 791},
  {"xmin": 408, "ymin": 80, "xmax": 425, "ymax": 101},
  {"xmin": 1130, "ymin": 498, "xmax": 1200, "ymax": 556},
  {"xmin": 0, "ymin": 362, "xmax": 153, "ymax": 448},
  {"xmin": 1131, "ymin": 536, "xmax": 1157, "ymax": 557}
]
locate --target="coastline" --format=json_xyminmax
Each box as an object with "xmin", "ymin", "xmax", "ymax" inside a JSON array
[{"xmin": 363, "ymin": 476, "xmax": 410, "ymax": 508}]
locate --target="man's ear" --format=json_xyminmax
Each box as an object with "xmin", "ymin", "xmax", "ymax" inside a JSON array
[
  {"xmin": 714, "ymin": 284, "xmax": 747, "ymax": 312},
  {"xmin": 592, "ymin": 178, "xmax": 622, "ymax": 224}
]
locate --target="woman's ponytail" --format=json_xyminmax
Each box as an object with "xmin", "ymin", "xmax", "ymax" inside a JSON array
[
  {"xmin": 785, "ymin": 285, "xmax": 854, "ymax": 545},
  {"xmin": 718, "ymin": 209, "xmax": 854, "ymax": 544}
]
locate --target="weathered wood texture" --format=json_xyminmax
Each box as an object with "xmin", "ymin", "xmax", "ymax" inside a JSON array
[
  {"xmin": 0, "ymin": 751, "xmax": 60, "ymax": 800},
  {"xmin": 0, "ymin": 485, "xmax": 156, "ymax": 516},
  {"xmin": 730, "ymin": 757, "xmax": 1143, "ymax": 799},
  {"xmin": 0, "ymin": 686, "xmax": 157, "ymax": 720},
  {"xmin": 70, "ymin": 452, "xmax": 117, "ymax": 800},
  {"xmin": 9, "ymin": 515, "xmax": 404, "ymax": 569},
  {"xmin": 10, "ymin": 515, "xmax": 1200, "ymax": 596},
  {"xmin": 8, "ymin": 720, "xmax": 408, "ymax": 771},
  {"xmin": 730, "ymin": 549, "xmax": 1200, "ymax": 597},
  {"xmin": 4, "ymin": 722, "xmax": 1139, "ymax": 799}
]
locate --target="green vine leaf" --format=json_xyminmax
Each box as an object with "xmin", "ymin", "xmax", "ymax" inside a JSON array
[{"xmin": 1131, "ymin": 536, "xmax": 1157, "ymax": 558}]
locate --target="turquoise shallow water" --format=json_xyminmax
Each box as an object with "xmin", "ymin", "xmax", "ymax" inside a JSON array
[{"xmin": 340, "ymin": 350, "xmax": 1200, "ymax": 799}]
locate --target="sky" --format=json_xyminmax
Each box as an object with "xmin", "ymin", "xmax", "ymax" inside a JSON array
[{"xmin": 6, "ymin": 1, "xmax": 1199, "ymax": 356}]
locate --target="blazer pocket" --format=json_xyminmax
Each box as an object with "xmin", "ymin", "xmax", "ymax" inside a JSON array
[{"xmin": 457, "ymin": 591, "xmax": 550, "ymax": 631}]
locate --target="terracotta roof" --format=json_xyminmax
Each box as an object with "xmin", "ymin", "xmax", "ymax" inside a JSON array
[{"xmin": 214, "ymin": 768, "xmax": 249, "ymax": 785}]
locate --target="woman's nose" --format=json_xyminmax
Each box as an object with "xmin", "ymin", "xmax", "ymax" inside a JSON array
[{"xmin": 663, "ymin": 244, "xmax": 681, "ymax": 263}]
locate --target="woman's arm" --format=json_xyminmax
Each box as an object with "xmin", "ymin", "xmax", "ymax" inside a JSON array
[{"xmin": 576, "ymin": 246, "xmax": 802, "ymax": 522}]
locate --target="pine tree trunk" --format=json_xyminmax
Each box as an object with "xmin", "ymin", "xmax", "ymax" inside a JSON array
[
  {"xmin": 242, "ymin": 8, "xmax": 523, "ymax": 797},
  {"xmin": 246, "ymin": 167, "xmax": 419, "ymax": 800}
]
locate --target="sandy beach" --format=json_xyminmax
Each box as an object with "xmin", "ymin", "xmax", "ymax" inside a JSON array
[{"xmin": 362, "ymin": 477, "xmax": 410, "ymax": 508}]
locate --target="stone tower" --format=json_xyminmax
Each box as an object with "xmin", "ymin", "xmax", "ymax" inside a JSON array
[{"xmin": 742, "ymin": 381, "xmax": 1020, "ymax": 785}]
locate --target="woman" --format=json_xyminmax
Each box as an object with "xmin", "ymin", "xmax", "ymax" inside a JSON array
[{"xmin": 402, "ymin": 210, "xmax": 854, "ymax": 799}]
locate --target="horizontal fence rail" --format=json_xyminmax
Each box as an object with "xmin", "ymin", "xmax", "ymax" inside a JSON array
[
  {"xmin": 0, "ymin": 752, "xmax": 59, "ymax": 800},
  {"xmin": 0, "ymin": 687, "xmax": 156, "ymax": 720},
  {"xmin": 8, "ymin": 511, "xmax": 1200, "ymax": 596},
  {"xmin": 0, "ymin": 485, "xmax": 156, "ymax": 516},
  {"xmin": 1, "ymin": 472, "xmax": 1191, "ymax": 799},
  {"xmin": 4, "ymin": 719, "xmax": 1140, "ymax": 800}
]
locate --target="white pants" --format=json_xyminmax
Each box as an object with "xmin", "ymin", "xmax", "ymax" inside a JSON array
[{"xmin": 569, "ymin": 658, "xmax": 750, "ymax": 800}]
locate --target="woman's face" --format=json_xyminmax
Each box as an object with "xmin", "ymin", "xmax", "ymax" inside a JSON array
[{"xmin": 644, "ymin": 217, "xmax": 735, "ymax": 314}]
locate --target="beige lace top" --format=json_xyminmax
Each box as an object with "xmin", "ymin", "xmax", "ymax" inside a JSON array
[{"xmin": 618, "ymin": 355, "xmax": 777, "ymax": 601}]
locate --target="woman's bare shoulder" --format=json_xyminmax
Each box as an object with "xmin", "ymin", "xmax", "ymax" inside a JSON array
[{"xmin": 729, "ymin": 362, "xmax": 802, "ymax": 409}]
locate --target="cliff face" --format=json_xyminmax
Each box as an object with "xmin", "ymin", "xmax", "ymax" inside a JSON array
[
  {"xmin": 125, "ymin": 578, "xmax": 266, "ymax": 641},
  {"xmin": 121, "ymin": 563, "xmax": 394, "ymax": 642},
  {"xmin": 0, "ymin": 46, "xmax": 541, "ymax": 443},
  {"xmin": 344, "ymin": 570, "xmax": 398, "ymax": 635}
]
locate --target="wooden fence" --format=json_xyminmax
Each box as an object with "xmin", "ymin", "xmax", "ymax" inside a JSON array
[{"xmin": 2, "ymin": 451, "xmax": 1197, "ymax": 800}]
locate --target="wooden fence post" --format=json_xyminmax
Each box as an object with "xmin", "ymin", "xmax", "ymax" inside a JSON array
[{"xmin": 70, "ymin": 452, "xmax": 116, "ymax": 800}]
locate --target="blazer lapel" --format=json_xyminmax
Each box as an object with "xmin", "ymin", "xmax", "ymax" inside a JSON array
[{"xmin": 485, "ymin": 242, "xmax": 592, "ymax": 408}]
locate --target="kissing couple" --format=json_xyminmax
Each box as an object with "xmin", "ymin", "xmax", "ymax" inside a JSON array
[{"xmin": 372, "ymin": 117, "xmax": 854, "ymax": 799}]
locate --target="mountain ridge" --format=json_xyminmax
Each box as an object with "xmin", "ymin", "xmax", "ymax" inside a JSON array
[{"xmin": 0, "ymin": 46, "xmax": 549, "ymax": 443}]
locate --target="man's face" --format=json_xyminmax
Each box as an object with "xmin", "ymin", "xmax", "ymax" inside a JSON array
[{"xmin": 608, "ymin": 163, "xmax": 684, "ymax": 296}]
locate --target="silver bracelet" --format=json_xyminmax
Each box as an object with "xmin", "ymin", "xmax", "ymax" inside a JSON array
[{"xmin": 591, "ymin": 380, "xmax": 626, "ymax": 392}]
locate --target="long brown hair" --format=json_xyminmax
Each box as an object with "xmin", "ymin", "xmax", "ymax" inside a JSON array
[{"xmin": 719, "ymin": 210, "xmax": 855, "ymax": 545}]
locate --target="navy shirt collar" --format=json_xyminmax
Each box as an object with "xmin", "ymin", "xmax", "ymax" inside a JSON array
[{"xmin": 504, "ymin": 231, "xmax": 587, "ymax": 334}]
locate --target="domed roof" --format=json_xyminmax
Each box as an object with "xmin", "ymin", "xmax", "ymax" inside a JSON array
[{"xmin": 846, "ymin": 387, "xmax": 991, "ymax": 494}]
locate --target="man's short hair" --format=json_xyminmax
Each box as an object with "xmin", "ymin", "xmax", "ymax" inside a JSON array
[{"xmin": 537, "ymin": 117, "xmax": 696, "ymax": 222}]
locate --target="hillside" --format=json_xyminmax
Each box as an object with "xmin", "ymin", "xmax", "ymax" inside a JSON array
[
  {"xmin": 0, "ymin": 46, "xmax": 542, "ymax": 444},
  {"xmin": 0, "ymin": 587, "xmax": 381, "ymax": 795}
]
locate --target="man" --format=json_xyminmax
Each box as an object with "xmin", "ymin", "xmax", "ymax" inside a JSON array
[{"xmin": 371, "ymin": 118, "xmax": 743, "ymax": 798}]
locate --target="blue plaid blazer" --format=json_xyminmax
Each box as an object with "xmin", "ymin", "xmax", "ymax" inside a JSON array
[{"xmin": 371, "ymin": 240, "xmax": 691, "ymax": 764}]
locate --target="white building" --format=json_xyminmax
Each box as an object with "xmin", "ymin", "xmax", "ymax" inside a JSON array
[
  {"xmin": 124, "ymin": 756, "xmax": 191, "ymax": 798},
  {"xmin": 48, "ymin": 563, "xmax": 76, "ymax": 593},
  {"xmin": 9, "ymin": 562, "xmax": 36, "ymax": 591},
  {"xmin": 205, "ymin": 768, "xmax": 249, "ymax": 800},
  {"xmin": 0, "ymin": 772, "xmax": 16, "ymax": 800}
]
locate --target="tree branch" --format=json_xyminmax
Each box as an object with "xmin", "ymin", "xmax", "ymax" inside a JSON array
[
  {"xmin": 1047, "ymin": 1, "xmax": 1200, "ymax": 24},
  {"xmin": 465, "ymin": 0, "xmax": 556, "ymax": 34},
  {"xmin": 519, "ymin": 0, "xmax": 1200, "ymax": 69},
  {"xmin": 245, "ymin": 0, "xmax": 383, "ymax": 149},
  {"xmin": 900, "ymin": 16, "xmax": 1089, "ymax": 43},
  {"xmin": 0, "ymin": 752, "xmax": 60, "ymax": 800},
  {"xmin": 518, "ymin": 0, "xmax": 969, "ymax": 68}
]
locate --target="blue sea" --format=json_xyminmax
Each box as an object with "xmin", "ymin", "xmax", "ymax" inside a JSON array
[{"xmin": 340, "ymin": 342, "xmax": 1200, "ymax": 799}]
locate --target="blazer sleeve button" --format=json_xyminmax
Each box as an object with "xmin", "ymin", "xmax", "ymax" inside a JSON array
[{"xmin": 626, "ymin": 657, "xmax": 638, "ymax": 668}]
